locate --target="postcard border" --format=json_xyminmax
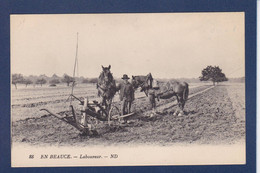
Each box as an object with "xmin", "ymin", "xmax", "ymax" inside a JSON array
[{"xmin": 0, "ymin": 0, "xmax": 256, "ymax": 172}]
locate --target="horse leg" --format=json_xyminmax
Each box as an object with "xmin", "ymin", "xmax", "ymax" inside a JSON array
[
  {"xmin": 182, "ymin": 99, "xmax": 186, "ymax": 111},
  {"xmin": 108, "ymin": 98, "xmax": 113, "ymax": 113},
  {"xmin": 173, "ymin": 95, "xmax": 180, "ymax": 116},
  {"xmin": 178, "ymin": 96, "xmax": 184, "ymax": 116},
  {"xmin": 181, "ymin": 86, "xmax": 188, "ymax": 114},
  {"xmin": 149, "ymin": 93, "xmax": 156, "ymax": 111},
  {"xmin": 153, "ymin": 98, "xmax": 156, "ymax": 112},
  {"xmin": 101, "ymin": 96, "xmax": 104, "ymax": 106},
  {"xmin": 103, "ymin": 98, "xmax": 108, "ymax": 112}
]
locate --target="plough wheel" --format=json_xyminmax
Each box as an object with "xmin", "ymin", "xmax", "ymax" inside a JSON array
[{"xmin": 108, "ymin": 105, "xmax": 121, "ymax": 126}]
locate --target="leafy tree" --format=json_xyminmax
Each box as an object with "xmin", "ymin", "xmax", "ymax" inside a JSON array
[
  {"xmin": 12, "ymin": 74, "xmax": 24, "ymax": 89},
  {"xmin": 89, "ymin": 78, "xmax": 98, "ymax": 84},
  {"xmin": 82, "ymin": 78, "xmax": 89, "ymax": 83},
  {"xmin": 22, "ymin": 79, "xmax": 33, "ymax": 87},
  {"xmin": 199, "ymin": 66, "xmax": 228, "ymax": 85},
  {"xmin": 81, "ymin": 78, "xmax": 98, "ymax": 84},
  {"xmin": 62, "ymin": 74, "xmax": 74, "ymax": 86},
  {"xmin": 36, "ymin": 78, "xmax": 47, "ymax": 87},
  {"xmin": 51, "ymin": 73, "xmax": 59, "ymax": 78},
  {"xmin": 49, "ymin": 79, "xmax": 60, "ymax": 85}
]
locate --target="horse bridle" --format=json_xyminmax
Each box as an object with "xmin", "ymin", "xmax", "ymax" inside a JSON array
[{"xmin": 97, "ymin": 79, "xmax": 116, "ymax": 93}]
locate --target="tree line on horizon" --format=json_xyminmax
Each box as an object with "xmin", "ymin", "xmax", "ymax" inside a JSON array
[
  {"xmin": 11, "ymin": 73, "xmax": 99, "ymax": 89},
  {"xmin": 12, "ymin": 66, "xmax": 244, "ymax": 89}
]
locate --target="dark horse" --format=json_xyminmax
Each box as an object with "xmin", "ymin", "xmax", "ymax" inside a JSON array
[
  {"xmin": 155, "ymin": 81, "xmax": 189, "ymax": 116},
  {"xmin": 132, "ymin": 73, "xmax": 189, "ymax": 115},
  {"xmin": 131, "ymin": 73, "xmax": 153, "ymax": 96},
  {"xmin": 96, "ymin": 65, "xmax": 117, "ymax": 112}
]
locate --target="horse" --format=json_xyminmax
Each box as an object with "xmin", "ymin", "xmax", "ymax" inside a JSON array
[
  {"xmin": 153, "ymin": 81, "xmax": 189, "ymax": 116},
  {"xmin": 131, "ymin": 73, "xmax": 153, "ymax": 96},
  {"xmin": 96, "ymin": 65, "xmax": 117, "ymax": 112}
]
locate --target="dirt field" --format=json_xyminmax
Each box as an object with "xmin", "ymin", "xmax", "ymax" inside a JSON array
[{"xmin": 11, "ymin": 83, "xmax": 245, "ymax": 147}]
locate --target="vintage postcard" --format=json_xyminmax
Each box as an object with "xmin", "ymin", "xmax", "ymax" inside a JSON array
[{"xmin": 10, "ymin": 12, "xmax": 246, "ymax": 167}]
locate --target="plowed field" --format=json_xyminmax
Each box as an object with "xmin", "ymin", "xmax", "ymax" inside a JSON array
[{"xmin": 11, "ymin": 83, "xmax": 245, "ymax": 146}]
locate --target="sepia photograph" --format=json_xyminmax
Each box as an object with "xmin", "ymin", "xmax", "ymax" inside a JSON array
[{"xmin": 10, "ymin": 12, "xmax": 246, "ymax": 167}]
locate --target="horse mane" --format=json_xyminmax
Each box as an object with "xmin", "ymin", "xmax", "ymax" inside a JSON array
[
  {"xmin": 97, "ymin": 72, "xmax": 104, "ymax": 85},
  {"xmin": 98, "ymin": 72, "xmax": 104, "ymax": 80},
  {"xmin": 146, "ymin": 73, "xmax": 153, "ymax": 83},
  {"xmin": 108, "ymin": 72, "xmax": 114, "ymax": 81},
  {"xmin": 147, "ymin": 72, "xmax": 153, "ymax": 79},
  {"xmin": 146, "ymin": 73, "xmax": 153, "ymax": 88}
]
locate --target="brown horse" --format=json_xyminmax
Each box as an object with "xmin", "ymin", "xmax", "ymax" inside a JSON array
[
  {"xmin": 96, "ymin": 65, "xmax": 117, "ymax": 112},
  {"xmin": 131, "ymin": 73, "xmax": 153, "ymax": 96},
  {"xmin": 154, "ymin": 81, "xmax": 189, "ymax": 115}
]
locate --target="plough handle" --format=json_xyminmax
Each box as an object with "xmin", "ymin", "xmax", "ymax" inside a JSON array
[{"xmin": 68, "ymin": 94, "xmax": 84, "ymax": 105}]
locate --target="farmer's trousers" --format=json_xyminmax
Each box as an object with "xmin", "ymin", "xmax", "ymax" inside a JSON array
[{"xmin": 121, "ymin": 98, "xmax": 132, "ymax": 115}]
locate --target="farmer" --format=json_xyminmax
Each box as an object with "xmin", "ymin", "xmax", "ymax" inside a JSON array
[{"xmin": 117, "ymin": 74, "xmax": 135, "ymax": 116}]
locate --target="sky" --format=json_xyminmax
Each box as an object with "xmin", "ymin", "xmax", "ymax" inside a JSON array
[{"xmin": 11, "ymin": 12, "xmax": 245, "ymax": 79}]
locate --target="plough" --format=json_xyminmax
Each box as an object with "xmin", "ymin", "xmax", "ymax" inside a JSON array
[{"xmin": 40, "ymin": 95, "xmax": 135, "ymax": 135}]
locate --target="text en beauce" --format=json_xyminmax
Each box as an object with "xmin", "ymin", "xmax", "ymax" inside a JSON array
[{"xmin": 40, "ymin": 154, "xmax": 72, "ymax": 159}]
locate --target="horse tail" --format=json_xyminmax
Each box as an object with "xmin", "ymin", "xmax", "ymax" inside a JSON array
[{"xmin": 183, "ymin": 83, "xmax": 189, "ymax": 101}]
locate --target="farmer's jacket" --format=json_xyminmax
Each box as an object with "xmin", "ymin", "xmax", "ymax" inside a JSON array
[{"xmin": 117, "ymin": 81, "xmax": 135, "ymax": 102}]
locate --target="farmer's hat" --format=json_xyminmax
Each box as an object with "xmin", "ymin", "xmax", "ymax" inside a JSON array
[{"xmin": 122, "ymin": 74, "xmax": 130, "ymax": 80}]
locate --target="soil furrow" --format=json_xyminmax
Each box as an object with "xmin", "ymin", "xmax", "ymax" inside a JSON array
[{"xmin": 11, "ymin": 84, "xmax": 245, "ymax": 147}]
